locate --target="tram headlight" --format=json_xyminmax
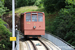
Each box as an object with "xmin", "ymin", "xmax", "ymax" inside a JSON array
[{"xmin": 33, "ymin": 26, "xmax": 36, "ymax": 29}]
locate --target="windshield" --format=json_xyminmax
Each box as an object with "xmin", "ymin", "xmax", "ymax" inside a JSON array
[{"xmin": 32, "ymin": 15, "xmax": 37, "ymax": 22}]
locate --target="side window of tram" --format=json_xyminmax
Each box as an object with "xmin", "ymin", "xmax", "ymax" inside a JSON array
[
  {"xmin": 26, "ymin": 13, "xmax": 31, "ymax": 22},
  {"xmin": 38, "ymin": 13, "xmax": 43, "ymax": 22},
  {"xmin": 32, "ymin": 15, "xmax": 37, "ymax": 22}
]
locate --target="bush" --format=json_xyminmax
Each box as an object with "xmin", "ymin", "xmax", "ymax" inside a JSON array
[{"xmin": 0, "ymin": 18, "xmax": 12, "ymax": 50}]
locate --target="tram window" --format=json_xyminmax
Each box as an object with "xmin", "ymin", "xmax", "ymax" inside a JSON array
[
  {"xmin": 32, "ymin": 15, "xmax": 37, "ymax": 22},
  {"xmin": 38, "ymin": 13, "xmax": 42, "ymax": 15},
  {"xmin": 38, "ymin": 13, "xmax": 43, "ymax": 22},
  {"xmin": 26, "ymin": 15, "xmax": 31, "ymax": 22},
  {"xmin": 26, "ymin": 13, "xmax": 31, "ymax": 14}
]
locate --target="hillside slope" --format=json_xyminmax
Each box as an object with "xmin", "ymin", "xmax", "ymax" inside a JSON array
[{"xmin": 0, "ymin": 18, "xmax": 11, "ymax": 50}]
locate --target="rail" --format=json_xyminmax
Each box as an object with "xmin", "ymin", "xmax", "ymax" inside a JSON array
[
  {"xmin": 29, "ymin": 40, "xmax": 37, "ymax": 50},
  {"xmin": 29, "ymin": 38, "xmax": 49, "ymax": 50},
  {"xmin": 38, "ymin": 39, "xmax": 49, "ymax": 50}
]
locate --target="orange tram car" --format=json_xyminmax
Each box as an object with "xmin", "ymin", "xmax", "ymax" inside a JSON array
[{"xmin": 20, "ymin": 12, "xmax": 45, "ymax": 38}]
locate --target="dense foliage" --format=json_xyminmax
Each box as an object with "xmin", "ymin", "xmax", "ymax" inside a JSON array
[
  {"xmin": 0, "ymin": 0, "xmax": 11, "ymax": 50},
  {"xmin": 44, "ymin": 0, "xmax": 75, "ymax": 47},
  {"xmin": 4, "ymin": 0, "xmax": 36, "ymax": 10},
  {"xmin": 4, "ymin": 0, "xmax": 12, "ymax": 11},
  {"xmin": 4, "ymin": 0, "xmax": 43, "ymax": 11},
  {"xmin": 44, "ymin": 0, "xmax": 66, "ymax": 13},
  {"xmin": 0, "ymin": 18, "xmax": 12, "ymax": 50},
  {"xmin": 16, "ymin": 0, "xmax": 36, "ymax": 8},
  {"xmin": 0, "ymin": 0, "xmax": 7, "ymax": 16},
  {"xmin": 49, "ymin": 8, "xmax": 75, "ymax": 46},
  {"xmin": 34, "ymin": 0, "xmax": 43, "ymax": 8},
  {"xmin": 45, "ymin": 3, "xmax": 75, "ymax": 46}
]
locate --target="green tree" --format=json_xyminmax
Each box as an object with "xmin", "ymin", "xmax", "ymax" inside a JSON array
[
  {"xmin": 4, "ymin": 0, "xmax": 37, "ymax": 10},
  {"xmin": 44, "ymin": 0, "xmax": 66, "ymax": 13},
  {"xmin": 65, "ymin": 0, "xmax": 75, "ymax": 5},
  {"xmin": 17, "ymin": 0, "xmax": 36, "ymax": 8},
  {"xmin": 0, "ymin": 0, "xmax": 7, "ymax": 19},
  {"xmin": 1, "ymin": 0, "xmax": 5, "ymax": 4},
  {"xmin": 4, "ymin": 0, "xmax": 12, "ymax": 11},
  {"xmin": 0, "ymin": 1, "xmax": 4, "ymax": 16},
  {"xmin": 34, "ymin": 0, "xmax": 44, "ymax": 8}
]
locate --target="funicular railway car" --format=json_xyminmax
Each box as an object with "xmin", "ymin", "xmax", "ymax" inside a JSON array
[{"xmin": 20, "ymin": 12, "xmax": 45, "ymax": 38}]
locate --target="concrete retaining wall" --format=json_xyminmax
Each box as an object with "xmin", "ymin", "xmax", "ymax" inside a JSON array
[{"xmin": 42, "ymin": 33, "xmax": 75, "ymax": 50}]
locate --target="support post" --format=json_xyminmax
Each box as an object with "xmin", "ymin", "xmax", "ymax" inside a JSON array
[
  {"xmin": 12, "ymin": 0, "xmax": 15, "ymax": 50},
  {"xmin": 15, "ymin": 25, "xmax": 19, "ymax": 50}
]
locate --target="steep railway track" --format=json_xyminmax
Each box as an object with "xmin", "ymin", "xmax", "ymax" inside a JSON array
[
  {"xmin": 38, "ymin": 39, "xmax": 49, "ymax": 50},
  {"xmin": 29, "ymin": 39, "xmax": 49, "ymax": 50},
  {"xmin": 19, "ymin": 38, "xmax": 61, "ymax": 50},
  {"xmin": 29, "ymin": 40, "xmax": 37, "ymax": 50},
  {"xmin": 19, "ymin": 36, "xmax": 61, "ymax": 50}
]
